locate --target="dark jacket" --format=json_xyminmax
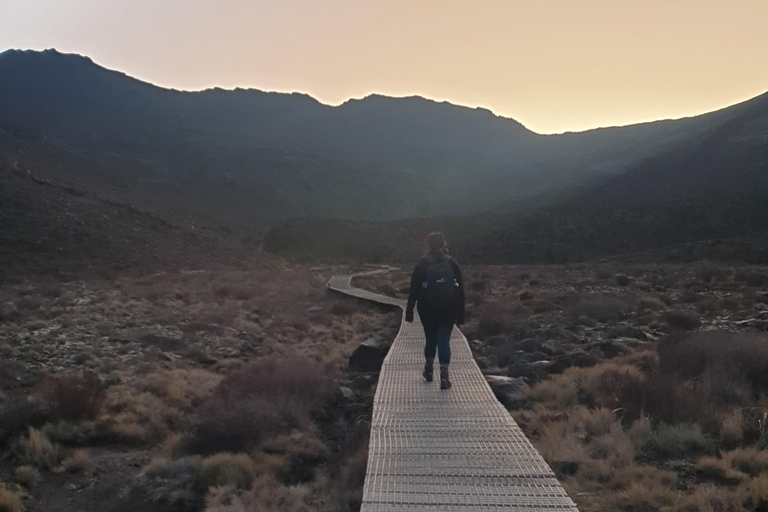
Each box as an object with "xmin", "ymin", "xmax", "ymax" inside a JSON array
[{"xmin": 406, "ymin": 251, "xmax": 465, "ymax": 329}]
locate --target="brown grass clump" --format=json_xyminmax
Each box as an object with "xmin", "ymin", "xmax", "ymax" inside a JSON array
[
  {"xmin": 61, "ymin": 449, "xmax": 93, "ymax": 475},
  {"xmin": 100, "ymin": 387, "xmax": 182, "ymax": 444},
  {"xmin": 205, "ymin": 473, "xmax": 310, "ymax": 512},
  {"xmin": 13, "ymin": 465, "xmax": 39, "ymax": 488},
  {"xmin": 721, "ymin": 447, "xmax": 768, "ymax": 477},
  {"xmin": 200, "ymin": 453, "xmax": 254, "ymax": 490},
  {"xmin": 138, "ymin": 369, "xmax": 222, "ymax": 410},
  {"xmin": 36, "ymin": 371, "xmax": 105, "ymax": 422},
  {"xmin": 14, "ymin": 427, "xmax": 64, "ymax": 470},
  {"xmin": 0, "ymin": 482, "xmax": 23, "ymax": 512},
  {"xmin": 139, "ymin": 456, "xmax": 205, "ymax": 510},
  {"xmin": 696, "ymin": 456, "xmax": 746, "ymax": 486},
  {"xmin": 581, "ymin": 481, "xmax": 679, "ymax": 512},
  {"xmin": 660, "ymin": 309, "xmax": 701, "ymax": 330},
  {"xmin": 686, "ymin": 483, "xmax": 748, "ymax": 512}
]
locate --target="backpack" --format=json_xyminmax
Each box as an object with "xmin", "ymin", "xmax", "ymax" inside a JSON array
[{"xmin": 421, "ymin": 256, "xmax": 458, "ymax": 310}]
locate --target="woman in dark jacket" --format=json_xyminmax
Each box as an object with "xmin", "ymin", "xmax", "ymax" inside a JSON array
[{"xmin": 405, "ymin": 232, "xmax": 465, "ymax": 389}]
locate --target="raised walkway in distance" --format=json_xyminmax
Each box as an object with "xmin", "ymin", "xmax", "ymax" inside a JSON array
[{"xmin": 328, "ymin": 270, "xmax": 579, "ymax": 512}]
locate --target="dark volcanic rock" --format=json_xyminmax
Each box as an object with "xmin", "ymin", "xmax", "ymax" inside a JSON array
[
  {"xmin": 507, "ymin": 361, "xmax": 550, "ymax": 383},
  {"xmin": 518, "ymin": 338, "xmax": 542, "ymax": 353},
  {"xmin": 606, "ymin": 325, "xmax": 647, "ymax": 341},
  {"xmin": 348, "ymin": 338, "xmax": 389, "ymax": 372},
  {"xmin": 485, "ymin": 375, "xmax": 528, "ymax": 409}
]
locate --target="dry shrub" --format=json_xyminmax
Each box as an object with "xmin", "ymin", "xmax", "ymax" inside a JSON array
[
  {"xmin": 205, "ymin": 474, "xmax": 310, "ymax": 512},
  {"xmin": 696, "ymin": 456, "xmax": 746, "ymax": 486},
  {"xmin": 528, "ymin": 378, "xmax": 578, "ymax": 409},
  {"xmin": 637, "ymin": 296, "xmax": 665, "ymax": 312},
  {"xmin": 41, "ymin": 420, "xmax": 97, "ymax": 446},
  {"xmin": 642, "ymin": 423, "xmax": 713, "ymax": 459},
  {"xmin": 721, "ymin": 447, "xmax": 768, "ymax": 477},
  {"xmin": 660, "ymin": 309, "xmax": 701, "ymax": 330},
  {"xmin": 659, "ymin": 331, "xmax": 768, "ymax": 399},
  {"xmin": 695, "ymin": 264, "xmax": 727, "ymax": 284},
  {"xmin": 140, "ymin": 456, "xmax": 205, "ymax": 510},
  {"xmin": 533, "ymin": 419, "xmax": 589, "ymax": 469},
  {"xmin": 0, "ymin": 396, "xmax": 47, "ymax": 443},
  {"xmin": 139, "ymin": 369, "xmax": 223, "ymax": 410},
  {"xmin": 743, "ymin": 474, "xmax": 768, "ymax": 510},
  {"xmin": 687, "ymin": 483, "xmax": 747, "ymax": 512},
  {"xmin": 36, "ymin": 371, "xmax": 105, "ymax": 422},
  {"xmin": 100, "ymin": 387, "xmax": 182, "ymax": 444},
  {"xmin": 719, "ymin": 409, "xmax": 744, "ymax": 449},
  {"xmin": 477, "ymin": 301, "xmax": 528, "ymax": 337},
  {"xmin": 583, "ymin": 481, "xmax": 678, "ymax": 512},
  {"xmin": 61, "ymin": 449, "xmax": 92, "ymax": 475},
  {"xmin": 187, "ymin": 357, "xmax": 334, "ymax": 455},
  {"xmin": 200, "ymin": 453, "xmax": 254, "ymax": 490},
  {"xmin": 13, "ymin": 465, "xmax": 39, "ymax": 488},
  {"xmin": 609, "ymin": 465, "xmax": 677, "ymax": 493},
  {"xmin": 572, "ymin": 362, "xmax": 644, "ymax": 410},
  {"xmin": 589, "ymin": 423, "xmax": 635, "ymax": 470},
  {"xmin": 263, "ymin": 434, "xmax": 330, "ymax": 485},
  {"xmin": 0, "ymin": 483, "xmax": 23, "ymax": 512},
  {"xmin": 14, "ymin": 427, "xmax": 64, "ymax": 470}
]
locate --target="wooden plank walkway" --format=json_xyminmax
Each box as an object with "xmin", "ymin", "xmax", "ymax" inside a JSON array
[{"xmin": 329, "ymin": 271, "xmax": 579, "ymax": 512}]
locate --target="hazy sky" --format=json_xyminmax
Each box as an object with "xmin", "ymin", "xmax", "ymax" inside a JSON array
[{"xmin": 2, "ymin": 0, "xmax": 767, "ymax": 133}]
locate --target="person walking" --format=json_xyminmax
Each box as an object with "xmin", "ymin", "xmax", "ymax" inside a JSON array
[{"xmin": 405, "ymin": 232, "xmax": 465, "ymax": 389}]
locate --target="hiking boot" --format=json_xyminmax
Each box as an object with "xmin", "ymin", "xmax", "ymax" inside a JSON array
[
  {"xmin": 423, "ymin": 360, "xmax": 434, "ymax": 382},
  {"xmin": 440, "ymin": 365, "xmax": 452, "ymax": 390}
]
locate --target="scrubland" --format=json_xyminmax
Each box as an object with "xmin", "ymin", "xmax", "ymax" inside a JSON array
[
  {"xmin": 0, "ymin": 263, "xmax": 400, "ymax": 512},
  {"xmin": 361, "ymin": 262, "xmax": 768, "ymax": 512}
]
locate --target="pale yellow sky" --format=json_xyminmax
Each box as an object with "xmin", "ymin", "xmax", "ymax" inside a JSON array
[{"xmin": 1, "ymin": 0, "xmax": 766, "ymax": 133}]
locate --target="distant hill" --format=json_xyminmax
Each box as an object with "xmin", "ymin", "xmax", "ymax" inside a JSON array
[
  {"xmin": 2, "ymin": 48, "xmax": 766, "ymax": 271},
  {"xmin": 3, "ymin": 48, "xmax": 764, "ymax": 231}
]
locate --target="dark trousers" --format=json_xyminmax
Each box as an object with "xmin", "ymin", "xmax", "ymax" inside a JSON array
[{"xmin": 423, "ymin": 326, "xmax": 452, "ymax": 364}]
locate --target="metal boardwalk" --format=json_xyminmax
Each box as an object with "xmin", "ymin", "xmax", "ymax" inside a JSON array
[{"xmin": 329, "ymin": 271, "xmax": 579, "ymax": 512}]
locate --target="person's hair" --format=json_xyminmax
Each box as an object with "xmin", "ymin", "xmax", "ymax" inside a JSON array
[{"xmin": 424, "ymin": 232, "xmax": 447, "ymax": 255}]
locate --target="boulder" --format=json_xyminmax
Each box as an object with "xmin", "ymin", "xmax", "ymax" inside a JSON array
[
  {"xmin": 507, "ymin": 361, "xmax": 550, "ymax": 383},
  {"xmin": 339, "ymin": 386, "xmax": 355, "ymax": 400},
  {"xmin": 606, "ymin": 325, "xmax": 647, "ymax": 341},
  {"xmin": 485, "ymin": 376, "xmax": 528, "ymax": 408},
  {"xmin": 519, "ymin": 351, "xmax": 548, "ymax": 363},
  {"xmin": 348, "ymin": 338, "xmax": 388, "ymax": 372},
  {"xmin": 518, "ymin": 338, "xmax": 542, "ymax": 353}
]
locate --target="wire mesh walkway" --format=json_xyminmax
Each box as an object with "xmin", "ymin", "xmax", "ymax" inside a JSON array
[{"xmin": 329, "ymin": 270, "xmax": 579, "ymax": 511}]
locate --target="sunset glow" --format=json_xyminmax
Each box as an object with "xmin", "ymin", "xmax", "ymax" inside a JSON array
[{"xmin": 2, "ymin": 0, "xmax": 766, "ymax": 133}]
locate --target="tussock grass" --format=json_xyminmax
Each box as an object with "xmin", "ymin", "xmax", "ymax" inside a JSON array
[{"xmin": 0, "ymin": 482, "xmax": 23, "ymax": 512}]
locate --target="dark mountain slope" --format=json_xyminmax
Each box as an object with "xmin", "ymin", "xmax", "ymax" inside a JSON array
[
  {"xmin": 3, "ymin": 49, "xmax": 764, "ymax": 227},
  {"xmin": 266, "ymin": 92, "xmax": 768, "ymax": 264},
  {"xmin": 0, "ymin": 128, "xmax": 264, "ymax": 279}
]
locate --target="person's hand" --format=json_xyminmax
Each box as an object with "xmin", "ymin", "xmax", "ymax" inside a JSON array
[{"xmin": 405, "ymin": 310, "xmax": 414, "ymax": 323}]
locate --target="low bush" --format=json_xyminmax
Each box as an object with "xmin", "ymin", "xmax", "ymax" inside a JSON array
[
  {"xmin": 13, "ymin": 465, "xmax": 40, "ymax": 489},
  {"xmin": 200, "ymin": 453, "xmax": 254, "ymax": 490},
  {"xmin": 186, "ymin": 357, "xmax": 334, "ymax": 455},
  {"xmin": 14, "ymin": 427, "xmax": 64, "ymax": 470},
  {"xmin": 660, "ymin": 309, "xmax": 701, "ymax": 330},
  {"xmin": 0, "ymin": 482, "xmax": 23, "ymax": 512},
  {"xmin": 36, "ymin": 371, "xmax": 105, "ymax": 422},
  {"xmin": 0, "ymin": 396, "xmax": 47, "ymax": 443},
  {"xmin": 139, "ymin": 456, "xmax": 205, "ymax": 511},
  {"xmin": 659, "ymin": 331, "xmax": 768, "ymax": 400}
]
